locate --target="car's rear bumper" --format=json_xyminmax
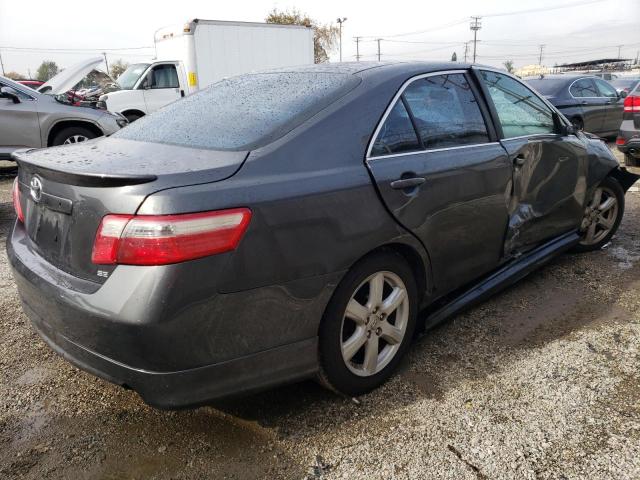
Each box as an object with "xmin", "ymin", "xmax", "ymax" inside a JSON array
[
  {"xmin": 23, "ymin": 302, "xmax": 317, "ymax": 408},
  {"xmin": 8, "ymin": 221, "xmax": 327, "ymax": 408}
]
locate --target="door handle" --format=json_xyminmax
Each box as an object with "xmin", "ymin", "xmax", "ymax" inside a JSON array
[
  {"xmin": 390, "ymin": 177, "xmax": 426, "ymax": 190},
  {"xmin": 513, "ymin": 154, "xmax": 526, "ymax": 167}
]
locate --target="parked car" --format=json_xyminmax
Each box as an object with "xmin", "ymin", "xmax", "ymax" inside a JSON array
[
  {"xmin": 0, "ymin": 58, "xmax": 127, "ymax": 160},
  {"xmin": 527, "ymin": 75, "xmax": 625, "ymax": 137},
  {"xmin": 593, "ymin": 72, "xmax": 618, "ymax": 81},
  {"xmin": 100, "ymin": 19, "xmax": 314, "ymax": 122},
  {"xmin": 610, "ymin": 78, "xmax": 640, "ymax": 96},
  {"xmin": 617, "ymin": 83, "xmax": 640, "ymax": 174},
  {"xmin": 17, "ymin": 79, "xmax": 44, "ymax": 90},
  {"xmin": 8, "ymin": 62, "xmax": 638, "ymax": 408}
]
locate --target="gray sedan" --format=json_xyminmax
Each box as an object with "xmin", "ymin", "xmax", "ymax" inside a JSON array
[
  {"xmin": 7, "ymin": 62, "xmax": 639, "ymax": 408},
  {"xmin": 0, "ymin": 75, "xmax": 126, "ymax": 160}
]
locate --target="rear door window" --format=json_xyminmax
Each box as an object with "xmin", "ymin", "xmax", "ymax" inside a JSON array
[
  {"xmin": 371, "ymin": 100, "xmax": 421, "ymax": 156},
  {"xmin": 370, "ymin": 72, "xmax": 489, "ymax": 157},
  {"xmin": 480, "ymin": 70, "xmax": 555, "ymax": 138},
  {"xmin": 570, "ymin": 78, "xmax": 598, "ymax": 98},
  {"xmin": 402, "ymin": 73, "xmax": 489, "ymax": 150}
]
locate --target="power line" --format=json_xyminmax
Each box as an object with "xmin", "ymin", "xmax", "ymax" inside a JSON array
[
  {"xmin": 480, "ymin": 0, "xmax": 606, "ymax": 18},
  {"xmin": 359, "ymin": 18, "xmax": 468, "ymax": 40}
]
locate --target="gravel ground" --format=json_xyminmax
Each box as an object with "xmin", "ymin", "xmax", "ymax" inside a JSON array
[{"xmin": 0, "ymin": 148, "xmax": 639, "ymax": 480}]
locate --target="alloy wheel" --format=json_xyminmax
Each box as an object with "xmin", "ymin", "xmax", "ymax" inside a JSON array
[
  {"xmin": 63, "ymin": 135, "xmax": 89, "ymax": 145},
  {"xmin": 340, "ymin": 271, "xmax": 409, "ymax": 377},
  {"xmin": 579, "ymin": 185, "xmax": 619, "ymax": 246}
]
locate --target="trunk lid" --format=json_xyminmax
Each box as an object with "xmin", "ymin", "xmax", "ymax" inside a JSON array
[{"xmin": 13, "ymin": 138, "xmax": 247, "ymax": 284}]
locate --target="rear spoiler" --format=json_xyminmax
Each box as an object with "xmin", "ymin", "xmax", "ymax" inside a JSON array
[{"xmin": 12, "ymin": 149, "xmax": 157, "ymax": 188}]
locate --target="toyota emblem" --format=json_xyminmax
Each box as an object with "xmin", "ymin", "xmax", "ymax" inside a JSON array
[{"xmin": 30, "ymin": 176, "xmax": 42, "ymax": 203}]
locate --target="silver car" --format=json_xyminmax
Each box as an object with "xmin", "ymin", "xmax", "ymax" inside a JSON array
[{"xmin": 0, "ymin": 57, "xmax": 127, "ymax": 160}]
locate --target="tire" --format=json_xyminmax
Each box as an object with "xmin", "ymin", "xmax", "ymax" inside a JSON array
[
  {"xmin": 571, "ymin": 117, "xmax": 584, "ymax": 131},
  {"xmin": 123, "ymin": 112, "xmax": 143, "ymax": 123},
  {"xmin": 574, "ymin": 176, "xmax": 625, "ymax": 252},
  {"xmin": 51, "ymin": 126, "xmax": 97, "ymax": 146},
  {"xmin": 318, "ymin": 251, "xmax": 418, "ymax": 397}
]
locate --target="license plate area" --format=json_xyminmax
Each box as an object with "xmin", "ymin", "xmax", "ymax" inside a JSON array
[{"xmin": 25, "ymin": 198, "xmax": 73, "ymax": 266}]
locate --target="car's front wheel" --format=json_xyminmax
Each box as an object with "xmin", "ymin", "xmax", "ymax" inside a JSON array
[
  {"xmin": 575, "ymin": 176, "xmax": 625, "ymax": 252},
  {"xmin": 52, "ymin": 126, "xmax": 98, "ymax": 146},
  {"xmin": 318, "ymin": 251, "xmax": 417, "ymax": 396}
]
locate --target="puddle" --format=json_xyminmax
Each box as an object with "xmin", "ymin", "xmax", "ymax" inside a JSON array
[{"xmin": 608, "ymin": 245, "xmax": 640, "ymax": 270}]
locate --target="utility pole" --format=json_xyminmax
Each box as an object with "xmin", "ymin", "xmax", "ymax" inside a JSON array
[
  {"xmin": 538, "ymin": 44, "xmax": 546, "ymax": 65},
  {"xmin": 617, "ymin": 44, "xmax": 623, "ymax": 59},
  {"xmin": 354, "ymin": 37, "xmax": 361, "ymax": 61},
  {"xmin": 337, "ymin": 18, "xmax": 347, "ymax": 62},
  {"xmin": 470, "ymin": 16, "xmax": 482, "ymax": 63},
  {"xmin": 463, "ymin": 42, "xmax": 470, "ymax": 63},
  {"xmin": 102, "ymin": 52, "xmax": 109, "ymax": 76},
  {"xmin": 376, "ymin": 38, "xmax": 382, "ymax": 61},
  {"xmin": 0, "ymin": 49, "xmax": 5, "ymax": 76}
]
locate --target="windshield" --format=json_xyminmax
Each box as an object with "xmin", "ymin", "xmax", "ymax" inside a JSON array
[
  {"xmin": 115, "ymin": 72, "xmax": 361, "ymax": 151},
  {"xmin": 117, "ymin": 63, "xmax": 150, "ymax": 90}
]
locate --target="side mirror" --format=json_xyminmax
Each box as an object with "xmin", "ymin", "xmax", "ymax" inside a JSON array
[
  {"xmin": 620, "ymin": 90, "xmax": 628, "ymax": 99},
  {"xmin": 553, "ymin": 112, "xmax": 575, "ymax": 136},
  {"xmin": 0, "ymin": 87, "xmax": 20, "ymax": 104}
]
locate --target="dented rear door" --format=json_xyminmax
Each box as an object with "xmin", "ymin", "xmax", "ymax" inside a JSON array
[{"xmin": 476, "ymin": 69, "xmax": 588, "ymax": 256}]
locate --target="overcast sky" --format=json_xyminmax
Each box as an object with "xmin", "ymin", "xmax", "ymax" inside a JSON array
[{"xmin": 0, "ymin": 0, "xmax": 638, "ymax": 77}]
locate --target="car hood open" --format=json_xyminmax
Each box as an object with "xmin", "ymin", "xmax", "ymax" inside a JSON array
[{"xmin": 38, "ymin": 57, "xmax": 104, "ymax": 95}]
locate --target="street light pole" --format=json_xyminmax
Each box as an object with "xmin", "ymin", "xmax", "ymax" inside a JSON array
[{"xmin": 337, "ymin": 18, "xmax": 347, "ymax": 62}]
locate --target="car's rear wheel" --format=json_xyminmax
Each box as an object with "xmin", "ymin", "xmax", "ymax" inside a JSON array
[
  {"xmin": 52, "ymin": 126, "xmax": 98, "ymax": 146},
  {"xmin": 575, "ymin": 176, "xmax": 624, "ymax": 252},
  {"xmin": 318, "ymin": 252, "xmax": 417, "ymax": 396}
]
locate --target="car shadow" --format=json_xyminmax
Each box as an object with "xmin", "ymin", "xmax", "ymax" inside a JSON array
[{"xmin": 212, "ymin": 246, "xmax": 638, "ymax": 431}]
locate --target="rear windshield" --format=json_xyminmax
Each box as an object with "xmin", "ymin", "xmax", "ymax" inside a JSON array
[
  {"xmin": 115, "ymin": 72, "xmax": 360, "ymax": 151},
  {"xmin": 526, "ymin": 78, "xmax": 567, "ymax": 96}
]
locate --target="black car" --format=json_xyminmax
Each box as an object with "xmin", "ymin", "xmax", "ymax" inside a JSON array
[
  {"xmin": 611, "ymin": 78, "xmax": 640, "ymax": 96},
  {"xmin": 617, "ymin": 82, "xmax": 640, "ymax": 174},
  {"xmin": 8, "ymin": 63, "xmax": 638, "ymax": 408},
  {"xmin": 527, "ymin": 75, "xmax": 626, "ymax": 137}
]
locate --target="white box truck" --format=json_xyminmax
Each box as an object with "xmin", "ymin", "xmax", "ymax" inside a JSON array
[{"xmin": 100, "ymin": 19, "xmax": 314, "ymax": 121}]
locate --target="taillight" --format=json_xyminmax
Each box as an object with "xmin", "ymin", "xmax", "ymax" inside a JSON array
[
  {"xmin": 12, "ymin": 178, "xmax": 24, "ymax": 223},
  {"xmin": 92, "ymin": 208, "xmax": 251, "ymax": 265},
  {"xmin": 623, "ymin": 95, "xmax": 640, "ymax": 112},
  {"xmin": 616, "ymin": 136, "xmax": 626, "ymax": 145}
]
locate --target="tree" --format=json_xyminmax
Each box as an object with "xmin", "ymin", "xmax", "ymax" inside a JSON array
[
  {"xmin": 451, "ymin": 52, "xmax": 457, "ymax": 62},
  {"xmin": 36, "ymin": 61, "xmax": 59, "ymax": 82},
  {"xmin": 109, "ymin": 59, "xmax": 129, "ymax": 79},
  {"xmin": 503, "ymin": 60, "xmax": 514, "ymax": 73},
  {"xmin": 266, "ymin": 8, "xmax": 339, "ymax": 64},
  {"xmin": 5, "ymin": 71, "xmax": 24, "ymax": 80}
]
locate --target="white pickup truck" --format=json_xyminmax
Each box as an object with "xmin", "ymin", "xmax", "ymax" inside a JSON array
[{"xmin": 100, "ymin": 19, "xmax": 314, "ymax": 122}]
